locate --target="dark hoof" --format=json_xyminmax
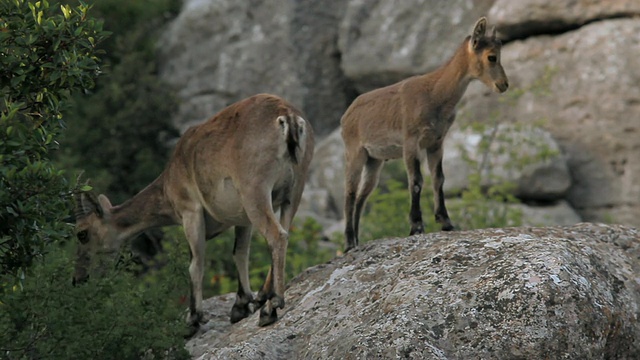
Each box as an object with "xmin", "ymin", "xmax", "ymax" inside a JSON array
[
  {"xmin": 441, "ymin": 223, "xmax": 455, "ymax": 231},
  {"xmin": 409, "ymin": 225, "xmax": 424, "ymax": 235},
  {"xmin": 258, "ymin": 306, "xmax": 278, "ymax": 327},
  {"xmin": 185, "ymin": 310, "xmax": 204, "ymax": 337},
  {"xmin": 257, "ymin": 295, "xmax": 283, "ymax": 327},
  {"xmin": 184, "ymin": 323, "xmax": 200, "ymax": 339},
  {"xmin": 255, "ymin": 291, "xmax": 269, "ymax": 308},
  {"xmin": 344, "ymin": 238, "xmax": 358, "ymax": 253},
  {"xmin": 230, "ymin": 302, "xmax": 253, "ymax": 324}
]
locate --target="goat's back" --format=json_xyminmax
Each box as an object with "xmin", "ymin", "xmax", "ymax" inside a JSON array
[{"xmin": 163, "ymin": 94, "xmax": 314, "ymax": 222}]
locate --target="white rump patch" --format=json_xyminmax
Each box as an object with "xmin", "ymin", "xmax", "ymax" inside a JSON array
[
  {"xmin": 277, "ymin": 115, "xmax": 289, "ymax": 137},
  {"xmin": 296, "ymin": 115, "xmax": 307, "ymax": 150}
]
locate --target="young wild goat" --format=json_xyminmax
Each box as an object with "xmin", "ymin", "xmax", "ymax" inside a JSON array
[
  {"xmin": 73, "ymin": 94, "xmax": 314, "ymax": 335},
  {"xmin": 341, "ymin": 17, "xmax": 509, "ymax": 251}
]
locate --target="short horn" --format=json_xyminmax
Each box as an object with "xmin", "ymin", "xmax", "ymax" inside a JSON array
[
  {"xmin": 491, "ymin": 26, "xmax": 496, "ymax": 40},
  {"xmin": 75, "ymin": 191, "xmax": 103, "ymax": 218},
  {"xmin": 75, "ymin": 192, "xmax": 92, "ymax": 218}
]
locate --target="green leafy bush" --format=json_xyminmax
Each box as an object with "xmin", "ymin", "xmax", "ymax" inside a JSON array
[
  {"xmin": 0, "ymin": 0, "xmax": 108, "ymax": 280},
  {"xmin": 0, "ymin": 245, "xmax": 190, "ymax": 360},
  {"xmin": 1, "ymin": 2, "xmax": 191, "ymax": 357}
]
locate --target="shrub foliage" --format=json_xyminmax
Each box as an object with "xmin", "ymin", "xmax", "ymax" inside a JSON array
[
  {"xmin": 0, "ymin": 0, "xmax": 108, "ymax": 280},
  {"xmin": 1, "ymin": 1, "xmax": 189, "ymax": 358},
  {"xmin": 0, "ymin": 245, "xmax": 190, "ymax": 360}
]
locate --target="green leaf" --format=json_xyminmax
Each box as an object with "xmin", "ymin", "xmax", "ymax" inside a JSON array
[
  {"xmin": 10, "ymin": 74, "xmax": 25, "ymax": 88},
  {"xmin": 60, "ymin": 4, "xmax": 71, "ymax": 20}
]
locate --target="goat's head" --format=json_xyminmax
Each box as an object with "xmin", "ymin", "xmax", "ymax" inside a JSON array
[
  {"xmin": 72, "ymin": 191, "xmax": 119, "ymax": 285},
  {"xmin": 467, "ymin": 17, "xmax": 509, "ymax": 93}
]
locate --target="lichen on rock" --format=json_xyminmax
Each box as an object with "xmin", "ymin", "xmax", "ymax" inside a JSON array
[{"xmin": 188, "ymin": 223, "xmax": 639, "ymax": 360}]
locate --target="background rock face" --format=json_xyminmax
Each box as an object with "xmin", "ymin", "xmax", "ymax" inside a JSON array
[
  {"xmin": 158, "ymin": 0, "xmax": 349, "ymax": 136},
  {"xmin": 188, "ymin": 224, "xmax": 640, "ymax": 359},
  {"xmin": 338, "ymin": 0, "xmax": 495, "ymax": 92},
  {"xmin": 488, "ymin": 0, "xmax": 640, "ymax": 40},
  {"xmin": 441, "ymin": 123, "xmax": 571, "ymax": 200},
  {"xmin": 458, "ymin": 18, "xmax": 640, "ymax": 225},
  {"xmin": 159, "ymin": 0, "xmax": 640, "ymax": 227}
]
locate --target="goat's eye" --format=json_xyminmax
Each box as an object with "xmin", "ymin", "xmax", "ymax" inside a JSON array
[
  {"xmin": 488, "ymin": 55, "xmax": 497, "ymax": 63},
  {"xmin": 77, "ymin": 230, "xmax": 89, "ymax": 244}
]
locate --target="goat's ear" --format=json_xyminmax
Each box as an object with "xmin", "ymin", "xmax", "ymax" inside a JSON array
[
  {"xmin": 471, "ymin": 17, "xmax": 487, "ymax": 49},
  {"xmin": 97, "ymin": 194, "xmax": 113, "ymax": 214}
]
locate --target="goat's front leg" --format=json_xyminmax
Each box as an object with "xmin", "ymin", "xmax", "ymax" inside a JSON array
[
  {"xmin": 230, "ymin": 225, "xmax": 255, "ymax": 323},
  {"xmin": 183, "ymin": 209, "xmax": 207, "ymax": 335},
  {"xmin": 404, "ymin": 142, "xmax": 425, "ymax": 235},
  {"xmin": 426, "ymin": 144, "xmax": 454, "ymax": 231}
]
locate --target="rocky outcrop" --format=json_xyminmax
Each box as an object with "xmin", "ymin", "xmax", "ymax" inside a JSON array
[
  {"xmin": 187, "ymin": 223, "xmax": 640, "ymax": 359},
  {"xmin": 159, "ymin": 0, "xmax": 640, "ymax": 228}
]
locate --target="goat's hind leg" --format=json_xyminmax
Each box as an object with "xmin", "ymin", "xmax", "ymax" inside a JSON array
[
  {"xmin": 427, "ymin": 145, "xmax": 454, "ymax": 231},
  {"xmin": 404, "ymin": 144, "xmax": 425, "ymax": 235},
  {"xmin": 230, "ymin": 225, "xmax": 256, "ymax": 323},
  {"xmin": 343, "ymin": 147, "xmax": 368, "ymax": 252},
  {"xmin": 353, "ymin": 156, "xmax": 383, "ymax": 238},
  {"xmin": 242, "ymin": 190, "xmax": 288, "ymax": 327},
  {"xmin": 254, "ymin": 192, "xmax": 301, "ymax": 326},
  {"xmin": 183, "ymin": 209, "xmax": 207, "ymax": 336}
]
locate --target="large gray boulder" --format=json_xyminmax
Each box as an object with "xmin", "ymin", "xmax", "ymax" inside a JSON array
[{"xmin": 188, "ymin": 223, "xmax": 640, "ymax": 359}]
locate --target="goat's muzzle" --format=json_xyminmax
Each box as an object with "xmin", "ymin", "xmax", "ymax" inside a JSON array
[{"xmin": 495, "ymin": 80, "xmax": 509, "ymax": 93}]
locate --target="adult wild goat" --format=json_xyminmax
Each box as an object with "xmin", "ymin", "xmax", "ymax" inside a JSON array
[
  {"xmin": 341, "ymin": 17, "xmax": 509, "ymax": 251},
  {"xmin": 73, "ymin": 94, "xmax": 314, "ymax": 334}
]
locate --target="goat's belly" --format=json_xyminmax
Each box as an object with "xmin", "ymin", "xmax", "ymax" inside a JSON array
[
  {"xmin": 206, "ymin": 179, "xmax": 250, "ymax": 225},
  {"xmin": 365, "ymin": 143, "xmax": 403, "ymax": 160},
  {"xmin": 203, "ymin": 170, "xmax": 295, "ymax": 226}
]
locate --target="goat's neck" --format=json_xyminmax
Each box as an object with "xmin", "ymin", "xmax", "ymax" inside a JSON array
[
  {"xmin": 110, "ymin": 174, "xmax": 177, "ymax": 242},
  {"xmin": 427, "ymin": 39, "xmax": 473, "ymax": 108}
]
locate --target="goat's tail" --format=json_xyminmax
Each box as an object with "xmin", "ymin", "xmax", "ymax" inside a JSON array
[{"xmin": 277, "ymin": 112, "xmax": 307, "ymax": 164}]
